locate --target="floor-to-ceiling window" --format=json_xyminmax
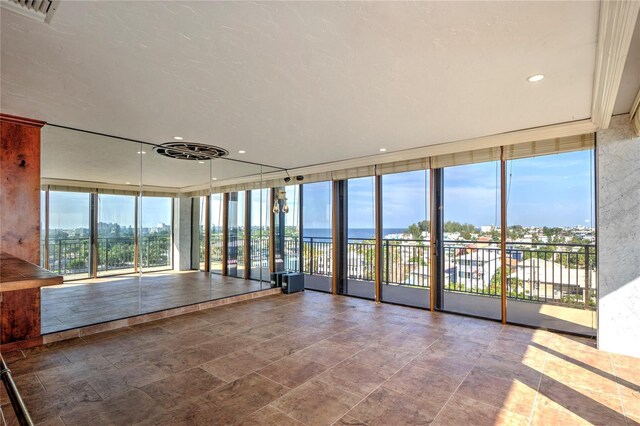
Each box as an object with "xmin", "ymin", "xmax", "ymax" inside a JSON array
[
  {"xmin": 250, "ymin": 188, "xmax": 269, "ymax": 281},
  {"xmin": 196, "ymin": 196, "xmax": 207, "ymax": 271},
  {"xmin": 48, "ymin": 191, "xmax": 91, "ymax": 279},
  {"xmin": 505, "ymin": 149, "xmax": 596, "ymax": 335},
  {"xmin": 227, "ymin": 191, "xmax": 245, "ymax": 277},
  {"xmin": 345, "ymin": 177, "xmax": 376, "ymax": 299},
  {"xmin": 97, "ymin": 194, "xmax": 136, "ymax": 276},
  {"xmin": 442, "ymin": 160, "xmax": 501, "ymax": 319},
  {"xmin": 381, "ymin": 170, "xmax": 430, "ymax": 308},
  {"xmin": 139, "ymin": 196, "xmax": 172, "ymax": 271},
  {"xmin": 283, "ymin": 185, "xmax": 300, "ymax": 272},
  {"xmin": 210, "ymin": 193, "xmax": 224, "ymax": 274},
  {"xmin": 302, "ymin": 181, "xmax": 333, "ymax": 291}
]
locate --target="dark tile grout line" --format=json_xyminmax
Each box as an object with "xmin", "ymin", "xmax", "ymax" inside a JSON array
[
  {"xmin": 428, "ymin": 325, "xmax": 507, "ymax": 425},
  {"xmin": 522, "ymin": 328, "xmax": 551, "ymax": 426},
  {"xmin": 609, "ymin": 353, "xmax": 630, "ymax": 426}
]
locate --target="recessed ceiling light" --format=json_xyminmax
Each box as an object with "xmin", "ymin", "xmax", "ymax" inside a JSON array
[
  {"xmin": 238, "ymin": 150, "xmax": 246, "ymax": 154},
  {"xmin": 198, "ymin": 161, "xmax": 205, "ymax": 164},
  {"xmin": 379, "ymin": 148, "xmax": 387, "ymax": 152},
  {"xmin": 211, "ymin": 177, "xmax": 217, "ymax": 181},
  {"xmin": 173, "ymin": 136, "xmax": 183, "ymax": 140},
  {"xmin": 137, "ymin": 151, "xmax": 146, "ymax": 154},
  {"xmin": 527, "ymin": 74, "xmax": 544, "ymax": 82},
  {"xmin": 125, "ymin": 182, "xmax": 131, "ymax": 185}
]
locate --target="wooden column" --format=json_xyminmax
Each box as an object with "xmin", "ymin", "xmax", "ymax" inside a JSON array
[
  {"xmin": 222, "ymin": 193, "xmax": 229, "ymax": 275},
  {"xmin": 204, "ymin": 195, "xmax": 211, "ymax": 273},
  {"xmin": 374, "ymin": 175, "xmax": 382, "ymax": 303},
  {"xmin": 243, "ymin": 190, "xmax": 251, "ymax": 280},
  {"xmin": 500, "ymin": 147, "xmax": 507, "ymax": 324},
  {"xmin": 0, "ymin": 114, "xmax": 46, "ymax": 264},
  {"xmin": 429, "ymin": 169, "xmax": 437, "ymax": 312},
  {"xmin": 269, "ymin": 188, "xmax": 276, "ymax": 274}
]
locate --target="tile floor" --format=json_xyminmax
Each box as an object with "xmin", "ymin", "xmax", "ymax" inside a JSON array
[
  {"xmin": 41, "ymin": 271, "xmax": 267, "ymax": 333},
  {"xmin": 2, "ymin": 291, "xmax": 639, "ymax": 425}
]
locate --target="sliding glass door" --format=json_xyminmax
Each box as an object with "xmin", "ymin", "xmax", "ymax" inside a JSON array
[
  {"xmin": 97, "ymin": 194, "xmax": 136, "ymax": 276},
  {"xmin": 442, "ymin": 161, "xmax": 501, "ymax": 320},
  {"xmin": 381, "ymin": 170, "xmax": 430, "ymax": 308}
]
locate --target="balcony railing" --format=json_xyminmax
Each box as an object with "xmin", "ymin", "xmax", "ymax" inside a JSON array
[
  {"xmin": 43, "ymin": 235, "xmax": 171, "ymax": 276},
  {"xmin": 300, "ymin": 236, "xmax": 596, "ymax": 310}
]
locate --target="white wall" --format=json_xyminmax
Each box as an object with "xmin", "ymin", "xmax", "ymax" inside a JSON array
[{"xmin": 597, "ymin": 115, "xmax": 640, "ymax": 357}]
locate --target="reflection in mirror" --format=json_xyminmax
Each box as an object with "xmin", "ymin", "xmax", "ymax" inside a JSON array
[
  {"xmin": 40, "ymin": 126, "xmax": 143, "ymax": 332},
  {"xmin": 40, "ymin": 125, "xmax": 283, "ymax": 333}
]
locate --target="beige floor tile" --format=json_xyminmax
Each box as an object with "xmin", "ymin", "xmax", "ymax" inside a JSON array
[
  {"xmin": 141, "ymin": 367, "xmax": 226, "ymax": 409},
  {"xmin": 347, "ymin": 386, "xmax": 442, "ymax": 425},
  {"xmin": 272, "ymin": 379, "xmax": 361, "ymax": 426}
]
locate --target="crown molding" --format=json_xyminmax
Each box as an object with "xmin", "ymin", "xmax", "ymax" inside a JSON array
[{"xmin": 592, "ymin": 1, "xmax": 640, "ymax": 129}]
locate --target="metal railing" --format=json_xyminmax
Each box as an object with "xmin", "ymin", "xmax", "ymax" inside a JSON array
[
  {"xmin": 299, "ymin": 237, "xmax": 596, "ymax": 310},
  {"xmin": 1, "ymin": 355, "xmax": 34, "ymax": 426},
  {"xmin": 43, "ymin": 235, "xmax": 171, "ymax": 275},
  {"xmin": 504, "ymin": 242, "xmax": 596, "ymax": 309}
]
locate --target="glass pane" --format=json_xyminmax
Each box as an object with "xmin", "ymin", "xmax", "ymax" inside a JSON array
[
  {"xmin": 443, "ymin": 161, "xmax": 501, "ymax": 319},
  {"xmin": 250, "ymin": 188, "xmax": 270, "ymax": 281},
  {"xmin": 139, "ymin": 196, "xmax": 172, "ymax": 271},
  {"xmin": 302, "ymin": 181, "xmax": 333, "ymax": 292},
  {"xmin": 97, "ymin": 194, "xmax": 136, "ymax": 276},
  {"xmin": 48, "ymin": 191, "xmax": 91, "ymax": 279},
  {"xmin": 227, "ymin": 191, "xmax": 245, "ymax": 278},
  {"xmin": 210, "ymin": 193, "xmax": 224, "ymax": 274},
  {"xmin": 381, "ymin": 170, "xmax": 430, "ymax": 308},
  {"xmin": 283, "ymin": 185, "xmax": 300, "ymax": 272},
  {"xmin": 346, "ymin": 177, "xmax": 375, "ymax": 299},
  {"xmin": 506, "ymin": 150, "xmax": 596, "ymax": 336}
]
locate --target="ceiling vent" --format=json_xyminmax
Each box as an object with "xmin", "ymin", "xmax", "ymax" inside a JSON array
[
  {"xmin": 0, "ymin": 0, "xmax": 59, "ymax": 23},
  {"xmin": 153, "ymin": 142, "xmax": 229, "ymax": 161}
]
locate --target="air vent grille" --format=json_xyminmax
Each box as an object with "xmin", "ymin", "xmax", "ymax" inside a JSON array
[
  {"xmin": 154, "ymin": 142, "xmax": 229, "ymax": 161},
  {"xmin": 1, "ymin": 0, "xmax": 59, "ymax": 23}
]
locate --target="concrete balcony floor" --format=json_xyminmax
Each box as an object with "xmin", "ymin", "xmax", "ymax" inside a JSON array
[{"xmin": 3, "ymin": 291, "xmax": 638, "ymax": 425}]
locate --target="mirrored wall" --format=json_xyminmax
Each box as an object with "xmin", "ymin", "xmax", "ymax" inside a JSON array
[{"xmin": 39, "ymin": 125, "xmax": 282, "ymax": 333}]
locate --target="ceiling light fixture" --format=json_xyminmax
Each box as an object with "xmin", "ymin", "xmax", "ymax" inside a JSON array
[
  {"xmin": 125, "ymin": 182, "xmax": 131, "ymax": 185},
  {"xmin": 137, "ymin": 151, "xmax": 146, "ymax": 154},
  {"xmin": 527, "ymin": 74, "xmax": 544, "ymax": 82},
  {"xmin": 173, "ymin": 136, "xmax": 183, "ymax": 140},
  {"xmin": 238, "ymin": 150, "xmax": 246, "ymax": 154},
  {"xmin": 211, "ymin": 177, "xmax": 217, "ymax": 181},
  {"xmin": 198, "ymin": 161, "xmax": 205, "ymax": 164},
  {"xmin": 379, "ymin": 148, "xmax": 387, "ymax": 152}
]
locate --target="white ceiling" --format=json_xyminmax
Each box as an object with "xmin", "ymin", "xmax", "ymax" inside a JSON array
[
  {"xmin": 2, "ymin": 1, "xmax": 601, "ymax": 171},
  {"xmin": 41, "ymin": 126, "xmax": 278, "ymax": 189}
]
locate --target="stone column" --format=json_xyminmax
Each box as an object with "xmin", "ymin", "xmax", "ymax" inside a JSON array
[
  {"xmin": 597, "ymin": 114, "xmax": 640, "ymax": 357},
  {"xmin": 173, "ymin": 195, "xmax": 193, "ymax": 271}
]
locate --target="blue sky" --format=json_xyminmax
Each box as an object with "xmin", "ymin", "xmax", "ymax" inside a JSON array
[{"xmin": 49, "ymin": 150, "xmax": 594, "ymax": 230}]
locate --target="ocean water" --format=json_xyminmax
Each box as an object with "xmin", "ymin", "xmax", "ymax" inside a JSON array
[{"xmin": 304, "ymin": 228, "xmax": 408, "ymax": 240}]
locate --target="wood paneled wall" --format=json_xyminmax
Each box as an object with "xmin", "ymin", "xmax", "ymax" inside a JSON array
[{"xmin": 0, "ymin": 114, "xmax": 46, "ymax": 264}]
